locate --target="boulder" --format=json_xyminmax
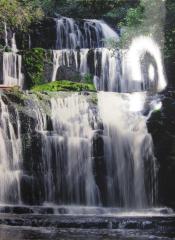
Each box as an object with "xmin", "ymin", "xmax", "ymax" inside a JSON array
[{"xmin": 56, "ymin": 66, "xmax": 81, "ymax": 82}]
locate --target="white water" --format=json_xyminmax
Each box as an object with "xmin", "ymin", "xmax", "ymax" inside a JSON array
[
  {"xmin": 55, "ymin": 16, "xmax": 119, "ymax": 49},
  {"xmin": 0, "ymin": 96, "xmax": 22, "ymax": 204},
  {"xmin": 23, "ymin": 91, "xmax": 158, "ymax": 209},
  {"xmin": 2, "ymin": 24, "xmax": 24, "ymax": 88},
  {"xmin": 53, "ymin": 17, "xmax": 166, "ymax": 93},
  {"xmin": 3, "ymin": 52, "xmax": 24, "ymax": 87},
  {"xmin": 51, "ymin": 49, "xmax": 89, "ymax": 81},
  {"xmin": 11, "ymin": 34, "xmax": 18, "ymax": 53},
  {"xmin": 124, "ymin": 36, "xmax": 167, "ymax": 92},
  {"xmin": 0, "ymin": 16, "xmax": 167, "ymax": 211},
  {"xmin": 98, "ymin": 92, "xmax": 157, "ymax": 208},
  {"xmin": 4, "ymin": 22, "xmax": 8, "ymax": 47},
  {"xmin": 34, "ymin": 94, "xmax": 100, "ymax": 205}
]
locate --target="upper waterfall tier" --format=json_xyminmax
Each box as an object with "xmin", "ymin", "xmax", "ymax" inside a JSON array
[
  {"xmin": 51, "ymin": 45, "xmax": 166, "ymax": 92},
  {"xmin": 55, "ymin": 16, "xmax": 119, "ymax": 49}
]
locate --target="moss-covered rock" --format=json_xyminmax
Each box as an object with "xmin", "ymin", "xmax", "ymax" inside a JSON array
[
  {"xmin": 31, "ymin": 80, "xmax": 96, "ymax": 92},
  {"xmin": 23, "ymin": 48, "xmax": 46, "ymax": 88}
]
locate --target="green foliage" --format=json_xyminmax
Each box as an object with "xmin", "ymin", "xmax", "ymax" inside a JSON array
[
  {"xmin": 120, "ymin": 5, "xmax": 144, "ymax": 27},
  {"xmin": 81, "ymin": 73, "xmax": 93, "ymax": 84},
  {"xmin": 23, "ymin": 48, "xmax": 45, "ymax": 87},
  {"xmin": 106, "ymin": 0, "xmax": 165, "ymax": 48},
  {"xmin": 32, "ymin": 80, "xmax": 96, "ymax": 92},
  {"xmin": 53, "ymin": 0, "xmax": 138, "ymax": 18},
  {"xmin": 0, "ymin": 0, "xmax": 44, "ymax": 31},
  {"xmin": 165, "ymin": 0, "xmax": 175, "ymax": 58}
]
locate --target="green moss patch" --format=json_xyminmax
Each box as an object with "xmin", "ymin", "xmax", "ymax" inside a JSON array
[
  {"xmin": 23, "ymin": 48, "xmax": 45, "ymax": 87},
  {"xmin": 31, "ymin": 80, "xmax": 96, "ymax": 92}
]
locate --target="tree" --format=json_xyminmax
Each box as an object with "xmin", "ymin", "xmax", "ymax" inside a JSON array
[{"xmin": 0, "ymin": 0, "xmax": 44, "ymax": 31}]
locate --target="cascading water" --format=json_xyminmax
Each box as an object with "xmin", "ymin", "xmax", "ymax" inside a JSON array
[
  {"xmin": 2, "ymin": 25, "xmax": 24, "ymax": 88},
  {"xmin": 98, "ymin": 92, "xmax": 158, "ymax": 208},
  {"xmin": 3, "ymin": 53, "xmax": 23, "ymax": 87},
  {"xmin": 0, "ymin": 96, "xmax": 22, "ymax": 204},
  {"xmin": 123, "ymin": 36, "xmax": 166, "ymax": 92},
  {"xmin": 4, "ymin": 22, "xmax": 8, "ymax": 47},
  {"xmin": 35, "ymin": 93, "xmax": 100, "ymax": 205},
  {"xmin": 52, "ymin": 18, "xmax": 166, "ymax": 93},
  {"xmin": 0, "ymin": 15, "xmax": 167, "ymax": 213},
  {"xmin": 55, "ymin": 16, "xmax": 119, "ymax": 49}
]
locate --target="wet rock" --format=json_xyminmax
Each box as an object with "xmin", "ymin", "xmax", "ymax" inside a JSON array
[
  {"xmin": 56, "ymin": 66, "xmax": 81, "ymax": 82},
  {"xmin": 148, "ymin": 91, "xmax": 175, "ymax": 208}
]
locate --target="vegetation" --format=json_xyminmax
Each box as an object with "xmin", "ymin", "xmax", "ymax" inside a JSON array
[
  {"xmin": 0, "ymin": 0, "xmax": 138, "ymax": 32},
  {"xmin": 164, "ymin": 0, "xmax": 175, "ymax": 86},
  {"xmin": 0, "ymin": 0, "xmax": 174, "ymax": 86},
  {"xmin": 23, "ymin": 48, "xmax": 45, "ymax": 87},
  {"xmin": 82, "ymin": 73, "xmax": 93, "ymax": 84},
  {"xmin": 32, "ymin": 80, "xmax": 96, "ymax": 92},
  {"xmin": 55, "ymin": 0, "xmax": 137, "ymax": 19},
  {"xmin": 0, "ymin": 0, "xmax": 44, "ymax": 31}
]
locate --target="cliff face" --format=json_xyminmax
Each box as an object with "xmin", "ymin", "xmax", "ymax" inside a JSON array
[{"xmin": 148, "ymin": 91, "xmax": 175, "ymax": 208}]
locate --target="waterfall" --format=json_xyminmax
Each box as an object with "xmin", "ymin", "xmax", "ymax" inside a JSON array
[
  {"xmin": 98, "ymin": 92, "xmax": 157, "ymax": 208},
  {"xmin": 3, "ymin": 52, "xmax": 23, "ymax": 87},
  {"xmin": 55, "ymin": 16, "xmax": 119, "ymax": 49},
  {"xmin": 4, "ymin": 22, "xmax": 8, "ymax": 47},
  {"xmin": 124, "ymin": 36, "xmax": 167, "ymax": 92},
  {"xmin": 33, "ymin": 93, "xmax": 100, "ymax": 205},
  {"xmin": 0, "ymin": 96, "xmax": 22, "ymax": 204},
  {"xmin": 51, "ymin": 45, "xmax": 165, "ymax": 92},
  {"xmin": 52, "ymin": 17, "xmax": 166, "ymax": 93},
  {"xmin": 0, "ymin": 16, "xmax": 167, "ymax": 211},
  {"xmin": 3, "ymin": 23, "xmax": 24, "ymax": 88},
  {"xmin": 0, "ymin": 91, "xmax": 160, "ymax": 209},
  {"xmin": 11, "ymin": 33, "xmax": 18, "ymax": 53},
  {"xmin": 2, "ymin": 24, "xmax": 24, "ymax": 88}
]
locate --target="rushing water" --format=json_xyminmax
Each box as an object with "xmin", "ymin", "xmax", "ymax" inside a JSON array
[
  {"xmin": 41, "ymin": 94, "xmax": 99, "ymax": 205},
  {"xmin": 0, "ymin": 96, "xmax": 22, "ymax": 204},
  {"xmin": 0, "ymin": 16, "xmax": 167, "ymax": 209},
  {"xmin": 55, "ymin": 16, "xmax": 119, "ymax": 49},
  {"xmin": 98, "ymin": 92, "xmax": 157, "ymax": 208},
  {"xmin": 0, "ymin": 91, "xmax": 160, "ymax": 209},
  {"xmin": 2, "ymin": 24, "xmax": 24, "ymax": 87},
  {"xmin": 0, "ymin": 15, "xmax": 169, "ymax": 240},
  {"xmin": 3, "ymin": 52, "xmax": 23, "ymax": 87},
  {"xmin": 52, "ymin": 17, "xmax": 166, "ymax": 92}
]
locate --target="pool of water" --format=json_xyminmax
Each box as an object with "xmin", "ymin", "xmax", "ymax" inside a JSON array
[{"xmin": 0, "ymin": 206, "xmax": 174, "ymax": 239}]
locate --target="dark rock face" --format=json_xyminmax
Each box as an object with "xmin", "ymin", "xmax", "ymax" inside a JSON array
[
  {"xmin": 16, "ymin": 18, "xmax": 56, "ymax": 50},
  {"xmin": 148, "ymin": 91, "xmax": 175, "ymax": 208},
  {"xmin": 29, "ymin": 18, "xmax": 56, "ymax": 50},
  {"xmin": 43, "ymin": 62, "xmax": 53, "ymax": 83},
  {"xmin": 56, "ymin": 66, "xmax": 81, "ymax": 82}
]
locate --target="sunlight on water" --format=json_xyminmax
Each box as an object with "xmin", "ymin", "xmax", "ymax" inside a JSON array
[{"xmin": 126, "ymin": 36, "xmax": 167, "ymax": 92}]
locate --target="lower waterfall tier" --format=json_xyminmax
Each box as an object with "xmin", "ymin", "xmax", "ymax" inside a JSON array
[{"xmin": 0, "ymin": 90, "xmax": 158, "ymax": 208}]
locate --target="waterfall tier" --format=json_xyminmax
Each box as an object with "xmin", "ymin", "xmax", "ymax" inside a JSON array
[
  {"xmin": 0, "ymin": 92, "xmax": 157, "ymax": 208},
  {"xmin": 51, "ymin": 45, "xmax": 165, "ymax": 92},
  {"xmin": 55, "ymin": 16, "xmax": 119, "ymax": 49},
  {"xmin": 0, "ymin": 95, "xmax": 22, "ymax": 204},
  {"xmin": 3, "ymin": 52, "xmax": 23, "ymax": 87},
  {"xmin": 2, "ymin": 18, "xmax": 166, "ymax": 93}
]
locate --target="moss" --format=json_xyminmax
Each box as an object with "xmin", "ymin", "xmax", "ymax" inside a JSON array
[
  {"xmin": 31, "ymin": 80, "xmax": 96, "ymax": 92},
  {"xmin": 81, "ymin": 73, "xmax": 93, "ymax": 84},
  {"xmin": 90, "ymin": 95, "xmax": 98, "ymax": 105},
  {"xmin": 5, "ymin": 87, "xmax": 27, "ymax": 105},
  {"xmin": 23, "ymin": 48, "xmax": 45, "ymax": 87}
]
